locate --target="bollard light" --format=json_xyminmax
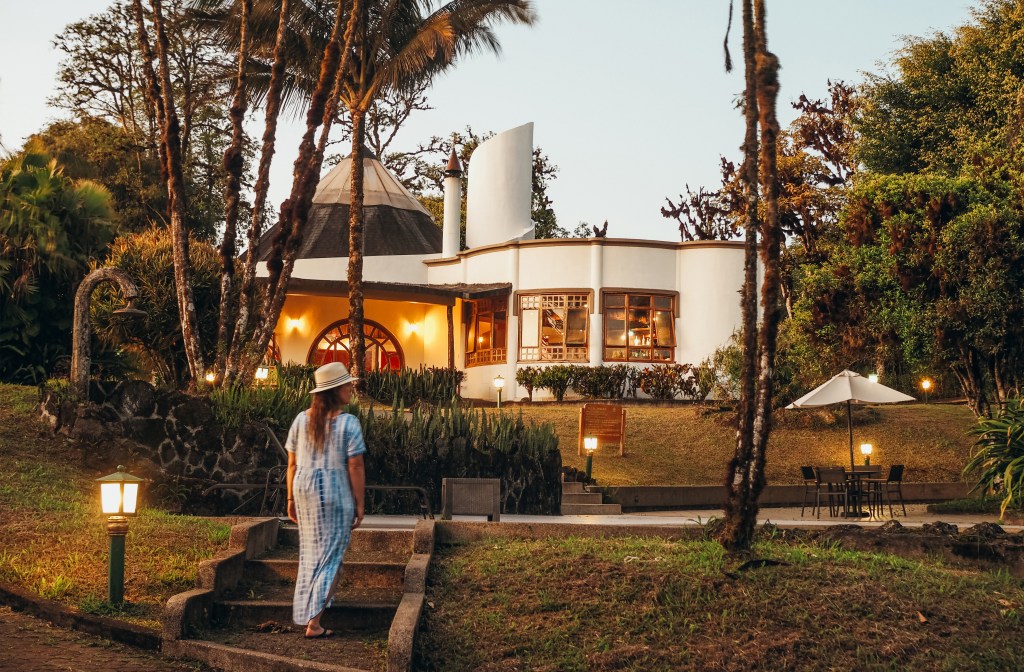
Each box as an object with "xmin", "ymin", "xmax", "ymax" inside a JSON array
[
  {"xmin": 584, "ymin": 436, "xmax": 598, "ymax": 480},
  {"xmin": 860, "ymin": 443, "xmax": 873, "ymax": 466},
  {"xmin": 921, "ymin": 378, "xmax": 932, "ymax": 404},
  {"xmin": 255, "ymin": 366, "xmax": 270, "ymax": 381},
  {"xmin": 97, "ymin": 466, "xmax": 144, "ymax": 604},
  {"xmin": 493, "ymin": 374, "xmax": 505, "ymax": 409},
  {"xmin": 205, "ymin": 371, "xmax": 216, "ymax": 384},
  {"xmin": 868, "ymin": 373, "xmax": 879, "ymax": 384}
]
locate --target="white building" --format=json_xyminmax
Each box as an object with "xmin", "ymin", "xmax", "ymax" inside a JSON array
[{"xmin": 255, "ymin": 123, "xmax": 747, "ymax": 401}]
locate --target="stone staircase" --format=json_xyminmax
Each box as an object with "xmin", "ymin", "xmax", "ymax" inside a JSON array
[
  {"xmin": 165, "ymin": 520, "xmax": 431, "ymax": 672},
  {"xmin": 560, "ymin": 480, "xmax": 622, "ymax": 515}
]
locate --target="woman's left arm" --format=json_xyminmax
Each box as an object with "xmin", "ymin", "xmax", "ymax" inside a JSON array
[{"xmin": 348, "ymin": 454, "xmax": 365, "ymax": 529}]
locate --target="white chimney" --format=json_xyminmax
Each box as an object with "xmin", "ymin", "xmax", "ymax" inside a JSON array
[{"xmin": 442, "ymin": 145, "xmax": 462, "ymax": 257}]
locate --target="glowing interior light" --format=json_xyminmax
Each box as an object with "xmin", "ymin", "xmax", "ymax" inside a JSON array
[
  {"xmin": 122, "ymin": 483, "xmax": 139, "ymax": 514},
  {"xmin": 101, "ymin": 483, "xmax": 122, "ymax": 514}
]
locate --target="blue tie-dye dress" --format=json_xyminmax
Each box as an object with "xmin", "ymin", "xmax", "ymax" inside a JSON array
[{"xmin": 285, "ymin": 410, "xmax": 366, "ymax": 625}]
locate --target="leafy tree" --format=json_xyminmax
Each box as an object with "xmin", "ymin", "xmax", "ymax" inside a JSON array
[{"xmin": 0, "ymin": 152, "xmax": 116, "ymax": 383}]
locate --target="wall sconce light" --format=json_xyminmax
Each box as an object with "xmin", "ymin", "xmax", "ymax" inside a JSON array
[
  {"xmin": 408, "ymin": 322, "xmax": 420, "ymax": 336},
  {"xmin": 860, "ymin": 443, "xmax": 873, "ymax": 466},
  {"xmin": 286, "ymin": 317, "xmax": 303, "ymax": 332}
]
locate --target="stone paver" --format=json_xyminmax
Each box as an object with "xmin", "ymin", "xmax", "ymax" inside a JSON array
[{"xmin": 0, "ymin": 606, "xmax": 211, "ymax": 672}]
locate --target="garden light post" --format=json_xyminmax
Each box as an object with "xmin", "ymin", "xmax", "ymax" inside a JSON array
[
  {"xmin": 71, "ymin": 268, "xmax": 146, "ymax": 399},
  {"xmin": 860, "ymin": 443, "xmax": 873, "ymax": 466},
  {"xmin": 868, "ymin": 373, "xmax": 879, "ymax": 384},
  {"xmin": 921, "ymin": 378, "xmax": 932, "ymax": 404},
  {"xmin": 584, "ymin": 436, "xmax": 598, "ymax": 480},
  {"xmin": 97, "ymin": 466, "xmax": 143, "ymax": 605},
  {"xmin": 493, "ymin": 374, "xmax": 505, "ymax": 409}
]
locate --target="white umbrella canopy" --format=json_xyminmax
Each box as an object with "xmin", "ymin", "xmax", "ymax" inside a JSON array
[{"xmin": 786, "ymin": 370, "xmax": 916, "ymax": 471}]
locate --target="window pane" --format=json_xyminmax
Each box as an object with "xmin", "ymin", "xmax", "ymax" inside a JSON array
[
  {"xmin": 521, "ymin": 309, "xmax": 539, "ymax": 348},
  {"xmin": 478, "ymin": 314, "xmax": 492, "ymax": 350},
  {"xmin": 542, "ymin": 308, "xmax": 566, "ymax": 346},
  {"xmin": 605, "ymin": 293, "xmax": 625, "ymax": 308},
  {"xmin": 605, "ymin": 347, "xmax": 627, "ymax": 361},
  {"xmin": 652, "ymin": 348, "xmax": 673, "ymax": 362},
  {"xmin": 566, "ymin": 308, "xmax": 588, "ymax": 346},
  {"xmin": 653, "ymin": 310, "xmax": 674, "ymax": 346},
  {"xmin": 494, "ymin": 311, "xmax": 507, "ymax": 349},
  {"xmin": 654, "ymin": 296, "xmax": 672, "ymax": 310},
  {"xmin": 629, "ymin": 348, "xmax": 651, "ymax": 361},
  {"xmin": 629, "ymin": 294, "xmax": 651, "ymax": 308},
  {"xmin": 604, "ymin": 308, "xmax": 626, "ymax": 347},
  {"xmin": 629, "ymin": 308, "xmax": 651, "ymax": 347}
]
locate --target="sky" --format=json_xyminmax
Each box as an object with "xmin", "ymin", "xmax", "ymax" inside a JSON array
[{"xmin": 0, "ymin": 0, "xmax": 977, "ymax": 242}]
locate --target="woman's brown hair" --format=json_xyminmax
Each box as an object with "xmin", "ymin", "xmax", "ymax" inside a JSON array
[{"xmin": 308, "ymin": 386, "xmax": 344, "ymax": 453}]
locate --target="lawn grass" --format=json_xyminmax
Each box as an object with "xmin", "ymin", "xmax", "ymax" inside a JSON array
[
  {"xmin": 0, "ymin": 384, "xmax": 230, "ymax": 628},
  {"xmin": 417, "ymin": 534, "xmax": 1024, "ymax": 671},
  {"xmin": 493, "ymin": 402, "xmax": 976, "ymax": 486}
]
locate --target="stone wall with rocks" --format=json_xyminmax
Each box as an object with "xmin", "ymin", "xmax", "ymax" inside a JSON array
[{"xmin": 40, "ymin": 380, "xmax": 284, "ymax": 514}]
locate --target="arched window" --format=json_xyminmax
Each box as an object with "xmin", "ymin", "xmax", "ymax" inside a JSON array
[{"xmin": 307, "ymin": 319, "xmax": 404, "ymax": 371}]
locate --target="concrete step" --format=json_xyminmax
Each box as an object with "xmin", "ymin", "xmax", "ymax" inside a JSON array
[
  {"xmin": 278, "ymin": 525, "xmax": 413, "ymax": 555},
  {"xmin": 561, "ymin": 492, "xmax": 602, "ymax": 505},
  {"xmin": 215, "ymin": 584, "xmax": 401, "ymax": 631},
  {"xmin": 245, "ymin": 557, "xmax": 407, "ymax": 589},
  {"xmin": 561, "ymin": 502, "xmax": 623, "ymax": 515},
  {"xmin": 561, "ymin": 481, "xmax": 586, "ymax": 494}
]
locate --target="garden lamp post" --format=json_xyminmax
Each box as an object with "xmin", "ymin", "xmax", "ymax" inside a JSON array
[
  {"xmin": 97, "ymin": 465, "xmax": 143, "ymax": 605},
  {"xmin": 921, "ymin": 378, "xmax": 932, "ymax": 404},
  {"xmin": 868, "ymin": 373, "xmax": 879, "ymax": 384},
  {"xmin": 71, "ymin": 268, "xmax": 146, "ymax": 399},
  {"xmin": 493, "ymin": 374, "xmax": 505, "ymax": 409},
  {"xmin": 860, "ymin": 443, "xmax": 873, "ymax": 467},
  {"xmin": 584, "ymin": 436, "xmax": 598, "ymax": 480}
]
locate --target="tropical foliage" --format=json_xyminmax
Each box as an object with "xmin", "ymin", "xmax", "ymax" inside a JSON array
[
  {"xmin": 965, "ymin": 398, "xmax": 1024, "ymax": 517},
  {"xmin": 0, "ymin": 152, "xmax": 116, "ymax": 383}
]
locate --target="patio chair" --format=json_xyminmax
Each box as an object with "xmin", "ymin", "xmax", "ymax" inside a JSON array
[
  {"xmin": 815, "ymin": 467, "xmax": 849, "ymax": 519},
  {"xmin": 800, "ymin": 466, "xmax": 819, "ymax": 517},
  {"xmin": 865, "ymin": 464, "xmax": 907, "ymax": 517}
]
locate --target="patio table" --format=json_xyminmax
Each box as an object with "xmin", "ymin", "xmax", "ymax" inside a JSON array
[{"xmin": 845, "ymin": 467, "xmax": 882, "ymax": 517}]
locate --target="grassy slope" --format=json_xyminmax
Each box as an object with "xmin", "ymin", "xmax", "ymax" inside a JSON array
[
  {"xmin": 496, "ymin": 403, "xmax": 975, "ymax": 486},
  {"xmin": 0, "ymin": 385, "xmax": 229, "ymax": 628},
  {"xmin": 418, "ymin": 535, "xmax": 1024, "ymax": 672}
]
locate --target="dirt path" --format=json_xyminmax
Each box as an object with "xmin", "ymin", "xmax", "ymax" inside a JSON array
[{"xmin": 0, "ymin": 606, "xmax": 213, "ymax": 672}]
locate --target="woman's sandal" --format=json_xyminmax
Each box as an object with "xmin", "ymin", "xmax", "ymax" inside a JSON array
[{"xmin": 305, "ymin": 628, "xmax": 334, "ymax": 639}]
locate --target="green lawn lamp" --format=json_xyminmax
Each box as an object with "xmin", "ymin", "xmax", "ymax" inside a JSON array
[
  {"xmin": 860, "ymin": 443, "xmax": 873, "ymax": 467},
  {"xmin": 97, "ymin": 466, "xmax": 144, "ymax": 604},
  {"xmin": 493, "ymin": 374, "xmax": 505, "ymax": 409},
  {"xmin": 584, "ymin": 436, "xmax": 598, "ymax": 480}
]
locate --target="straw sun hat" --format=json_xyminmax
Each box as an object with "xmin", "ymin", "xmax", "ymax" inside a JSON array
[{"xmin": 310, "ymin": 362, "xmax": 357, "ymax": 394}]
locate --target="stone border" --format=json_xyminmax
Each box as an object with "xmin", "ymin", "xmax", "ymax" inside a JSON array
[
  {"xmin": 0, "ymin": 580, "xmax": 161, "ymax": 650},
  {"xmin": 386, "ymin": 519, "xmax": 435, "ymax": 672}
]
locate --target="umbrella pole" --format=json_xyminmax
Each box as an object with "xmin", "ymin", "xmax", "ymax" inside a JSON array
[{"xmin": 847, "ymin": 400, "xmax": 855, "ymax": 472}]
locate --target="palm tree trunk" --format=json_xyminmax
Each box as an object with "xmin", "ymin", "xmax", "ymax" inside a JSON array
[
  {"xmin": 149, "ymin": 0, "xmax": 205, "ymax": 385},
  {"xmin": 131, "ymin": 0, "xmax": 169, "ymax": 209},
  {"xmin": 215, "ymin": 0, "xmax": 252, "ymax": 385},
  {"xmin": 245, "ymin": 0, "xmax": 353, "ymax": 381},
  {"xmin": 348, "ymin": 109, "xmax": 367, "ymax": 386},
  {"xmin": 721, "ymin": 0, "xmax": 760, "ymax": 553},
  {"xmin": 225, "ymin": 0, "xmax": 291, "ymax": 385}
]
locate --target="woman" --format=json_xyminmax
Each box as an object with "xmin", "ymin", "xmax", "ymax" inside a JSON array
[{"xmin": 285, "ymin": 361, "xmax": 366, "ymax": 639}]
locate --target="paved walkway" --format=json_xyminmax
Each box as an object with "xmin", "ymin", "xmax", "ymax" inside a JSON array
[
  {"xmin": 0, "ymin": 606, "xmax": 211, "ymax": 672},
  {"xmin": 362, "ymin": 505, "xmax": 1023, "ymax": 532}
]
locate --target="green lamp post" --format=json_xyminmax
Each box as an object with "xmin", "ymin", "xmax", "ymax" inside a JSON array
[
  {"xmin": 584, "ymin": 436, "xmax": 598, "ymax": 480},
  {"xmin": 97, "ymin": 466, "xmax": 144, "ymax": 604}
]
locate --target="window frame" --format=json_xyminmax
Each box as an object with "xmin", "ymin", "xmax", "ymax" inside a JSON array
[
  {"xmin": 306, "ymin": 318, "xmax": 405, "ymax": 370},
  {"xmin": 464, "ymin": 296, "xmax": 509, "ymax": 367},
  {"xmin": 600, "ymin": 290, "xmax": 678, "ymax": 363},
  {"xmin": 515, "ymin": 290, "xmax": 593, "ymax": 363}
]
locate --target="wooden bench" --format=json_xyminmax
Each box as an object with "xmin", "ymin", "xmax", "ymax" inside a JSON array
[
  {"xmin": 577, "ymin": 403, "xmax": 626, "ymax": 456},
  {"xmin": 440, "ymin": 477, "xmax": 501, "ymax": 521}
]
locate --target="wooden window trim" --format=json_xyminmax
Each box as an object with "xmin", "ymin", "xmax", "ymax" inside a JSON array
[
  {"xmin": 599, "ymin": 288, "xmax": 679, "ymax": 317},
  {"xmin": 601, "ymin": 290, "xmax": 677, "ymax": 364},
  {"xmin": 464, "ymin": 297, "xmax": 509, "ymax": 368},
  {"xmin": 513, "ymin": 288, "xmax": 595, "ymax": 316},
  {"xmin": 516, "ymin": 291, "xmax": 592, "ymax": 363}
]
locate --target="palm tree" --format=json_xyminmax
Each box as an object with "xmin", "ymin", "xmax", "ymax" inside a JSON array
[{"xmin": 339, "ymin": 0, "xmax": 535, "ymax": 385}]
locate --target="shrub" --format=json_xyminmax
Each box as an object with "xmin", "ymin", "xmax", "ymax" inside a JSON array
[
  {"xmin": 515, "ymin": 366, "xmax": 540, "ymax": 401},
  {"xmin": 209, "ymin": 373, "xmax": 312, "ymax": 432},
  {"xmin": 357, "ymin": 401, "xmax": 563, "ymax": 514},
  {"xmin": 535, "ymin": 365, "xmax": 574, "ymax": 402},
  {"xmin": 965, "ymin": 398, "xmax": 1024, "ymax": 517},
  {"xmin": 637, "ymin": 364, "xmax": 693, "ymax": 400},
  {"xmin": 570, "ymin": 364, "xmax": 634, "ymax": 399}
]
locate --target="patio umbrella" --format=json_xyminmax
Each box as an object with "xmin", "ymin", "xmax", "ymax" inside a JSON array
[{"xmin": 785, "ymin": 370, "xmax": 915, "ymax": 471}]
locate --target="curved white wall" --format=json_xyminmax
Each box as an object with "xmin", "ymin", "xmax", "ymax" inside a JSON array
[{"xmin": 465, "ymin": 123, "xmax": 534, "ymax": 249}]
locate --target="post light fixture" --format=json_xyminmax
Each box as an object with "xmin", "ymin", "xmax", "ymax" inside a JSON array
[
  {"xmin": 493, "ymin": 374, "xmax": 505, "ymax": 409},
  {"xmin": 921, "ymin": 378, "xmax": 932, "ymax": 404},
  {"xmin": 205, "ymin": 371, "xmax": 216, "ymax": 384},
  {"xmin": 254, "ymin": 366, "xmax": 270, "ymax": 381},
  {"xmin": 860, "ymin": 443, "xmax": 873, "ymax": 466},
  {"xmin": 868, "ymin": 373, "xmax": 879, "ymax": 384},
  {"xmin": 97, "ymin": 466, "xmax": 144, "ymax": 604},
  {"xmin": 584, "ymin": 436, "xmax": 598, "ymax": 480}
]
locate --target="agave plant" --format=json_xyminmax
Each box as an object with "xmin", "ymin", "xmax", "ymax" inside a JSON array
[{"xmin": 965, "ymin": 398, "xmax": 1024, "ymax": 517}]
